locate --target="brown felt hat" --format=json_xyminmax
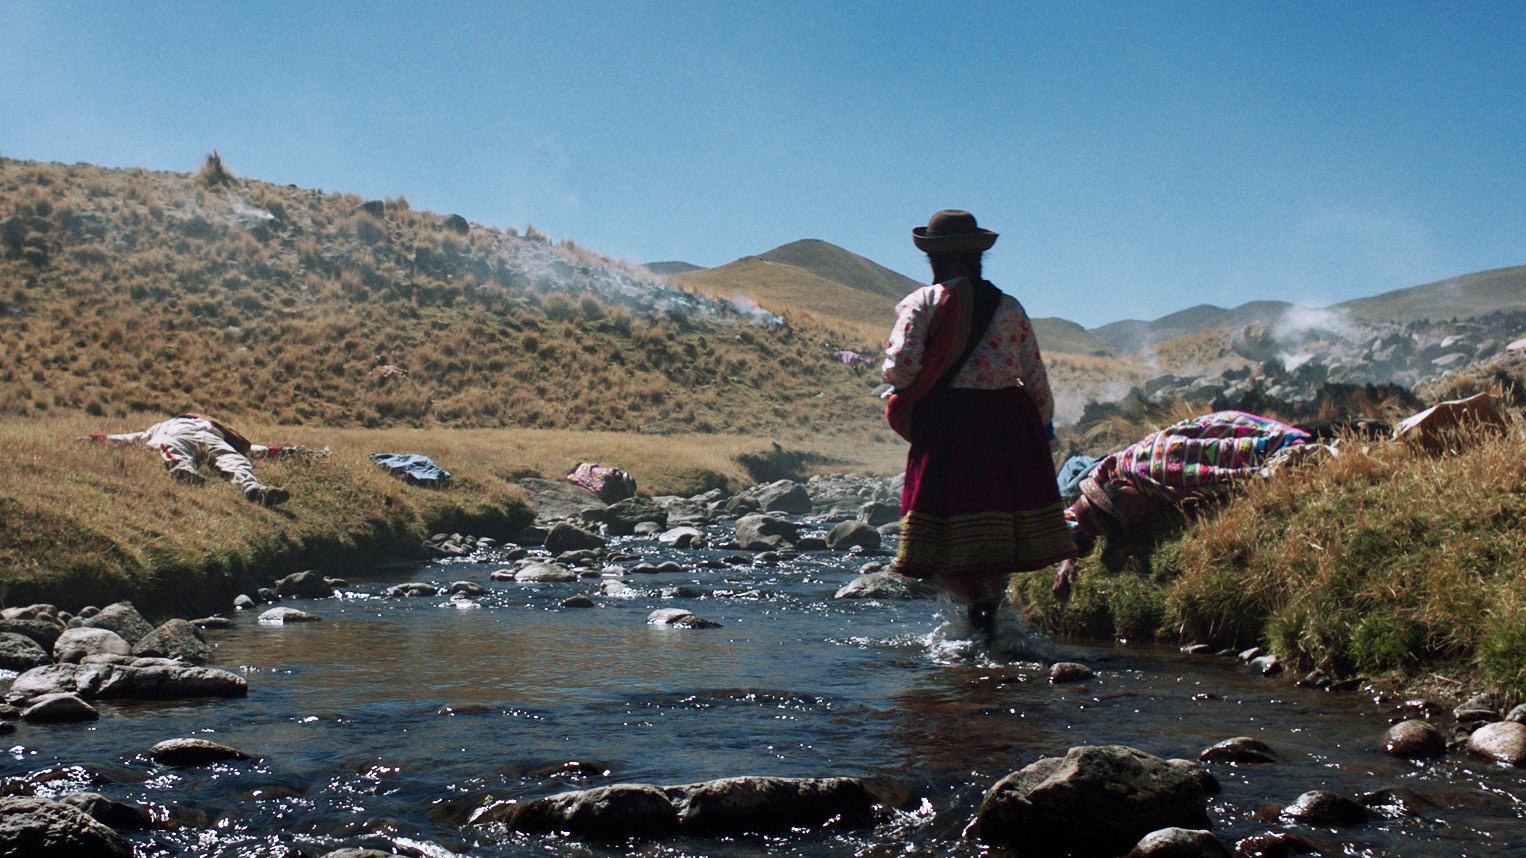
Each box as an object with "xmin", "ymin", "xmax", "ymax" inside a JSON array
[{"xmin": 912, "ymin": 209, "xmax": 998, "ymax": 253}]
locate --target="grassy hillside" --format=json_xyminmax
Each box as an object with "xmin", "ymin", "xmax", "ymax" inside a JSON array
[
  {"xmin": 1335, "ymin": 264, "xmax": 1526, "ymax": 324},
  {"xmin": 0, "ymin": 415, "xmax": 902, "ymax": 616},
  {"xmin": 0, "ymin": 156, "xmax": 895, "ymax": 441},
  {"xmin": 675, "ymin": 255, "xmax": 902, "ymax": 329},
  {"xmin": 671, "ymin": 238, "xmax": 922, "ymax": 332},
  {"xmin": 757, "ymin": 239, "xmax": 922, "ymax": 302},
  {"xmin": 1031, "ymin": 317, "xmax": 1118, "ymax": 356}
]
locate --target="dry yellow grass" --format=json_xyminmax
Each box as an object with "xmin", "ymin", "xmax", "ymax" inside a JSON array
[{"xmin": 0, "ymin": 415, "xmax": 905, "ymax": 616}]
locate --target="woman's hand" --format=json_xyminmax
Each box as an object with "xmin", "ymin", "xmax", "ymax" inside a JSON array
[{"xmin": 1052, "ymin": 558, "xmax": 1078, "ymax": 602}]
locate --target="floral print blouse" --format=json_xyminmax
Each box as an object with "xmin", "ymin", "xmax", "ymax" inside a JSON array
[{"xmin": 882, "ymin": 280, "xmax": 1056, "ymax": 427}]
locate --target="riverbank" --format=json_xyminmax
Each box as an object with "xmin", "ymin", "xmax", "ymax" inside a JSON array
[
  {"xmin": 1013, "ymin": 424, "xmax": 1526, "ymax": 702},
  {"xmin": 0, "ymin": 417, "xmax": 904, "ymax": 617}
]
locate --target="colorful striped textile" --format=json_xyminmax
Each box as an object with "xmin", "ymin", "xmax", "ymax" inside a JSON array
[{"xmin": 1096, "ymin": 411, "xmax": 1311, "ymax": 504}]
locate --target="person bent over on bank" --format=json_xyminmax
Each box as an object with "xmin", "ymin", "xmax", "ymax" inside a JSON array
[{"xmin": 82, "ymin": 413, "xmax": 293, "ymax": 506}]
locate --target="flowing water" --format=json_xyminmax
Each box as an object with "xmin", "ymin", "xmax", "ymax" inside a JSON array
[{"xmin": 4, "ymin": 522, "xmax": 1524, "ymax": 856}]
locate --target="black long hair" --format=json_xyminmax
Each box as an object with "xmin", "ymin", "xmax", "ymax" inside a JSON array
[{"xmin": 927, "ymin": 251, "xmax": 984, "ymax": 284}]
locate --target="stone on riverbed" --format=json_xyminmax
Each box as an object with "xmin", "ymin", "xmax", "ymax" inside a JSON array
[
  {"xmin": 1199, "ymin": 737, "xmax": 1278, "ymax": 764},
  {"xmin": 833, "ymin": 570, "xmax": 939, "ymax": 600},
  {"xmin": 78, "ymin": 601, "xmax": 155, "ymax": 646},
  {"xmin": 131, "ymin": 619, "xmax": 211, "ymax": 664},
  {"xmin": 1048, "ymin": 662, "xmax": 1094, "ymax": 683},
  {"xmin": 0, "ymin": 631, "xmax": 52, "ymax": 671},
  {"xmin": 385, "ymin": 582, "xmax": 439, "ymax": 597},
  {"xmin": 603, "ymin": 496, "xmax": 668, "ymax": 535},
  {"xmin": 53, "ymin": 627, "xmax": 131, "ymax": 663},
  {"xmin": 275, "ymin": 570, "xmax": 337, "ymax": 598},
  {"xmin": 1466, "ymin": 721, "xmax": 1526, "ymax": 766},
  {"xmin": 0, "ymin": 795, "xmax": 133, "ymax": 857},
  {"xmin": 1281, "ymin": 790, "xmax": 1368, "ymax": 826},
  {"xmin": 450, "ymin": 581, "xmax": 488, "ymax": 597},
  {"xmin": 259, "ymin": 607, "xmax": 321, "ymax": 624},
  {"xmin": 516, "ymin": 562, "xmax": 578, "ymax": 583},
  {"xmin": 1124, "ymin": 827, "xmax": 1230, "ymax": 857},
  {"xmin": 827, "ymin": 521, "xmax": 881, "ymax": 551},
  {"xmin": 658, "ymin": 526, "xmax": 704, "ymax": 548},
  {"xmin": 976, "ymin": 745, "xmax": 1211, "ymax": 855},
  {"xmin": 647, "ymin": 609, "xmax": 722, "ymax": 629},
  {"xmin": 21, "ymin": 692, "xmax": 99, "ymax": 723},
  {"xmin": 750, "ymin": 480, "xmax": 813, "ymax": 515},
  {"xmin": 473, "ymin": 775, "xmax": 894, "ymax": 839},
  {"xmin": 545, "ymin": 522, "xmax": 607, "ymax": 554},
  {"xmin": 0, "ymin": 617, "xmax": 65, "ymax": 650},
  {"xmin": 1383, "ymin": 719, "xmax": 1447, "ymax": 758},
  {"xmin": 149, "ymin": 737, "xmax": 252, "ymax": 767},
  {"xmin": 11, "ymin": 656, "xmax": 247, "ymax": 701},
  {"xmin": 56, "ymin": 791, "xmax": 157, "ymax": 830},
  {"xmin": 734, "ymin": 514, "xmax": 799, "ymax": 552}
]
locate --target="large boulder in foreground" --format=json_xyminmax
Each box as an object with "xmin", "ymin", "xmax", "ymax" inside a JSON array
[
  {"xmin": 0, "ymin": 795, "xmax": 133, "ymax": 857},
  {"xmin": 78, "ymin": 601, "xmax": 156, "ymax": 645},
  {"xmin": 474, "ymin": 776, "xmax": 894, "ymax": 840},
  {"xmin": 10, "ymin": 656, "xmax": 247, "ymax": 701},
  {"xmin": 131, "ymin": 619, "xmax": 211, "ymax": 664},
  {"xmin": 0, "ymin": 631, "xmax": 53, "ymax": 671},
  {"xmin": 977, "ymin": 745, "xmax": 1211, "ymax": 856},
  {"xmin": 53, "ymin": 627, "xmax": 131, "ymax": 663}
]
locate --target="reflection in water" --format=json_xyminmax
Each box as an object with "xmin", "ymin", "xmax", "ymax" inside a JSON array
[{"xmin": 2, "ymin": 535, "xmax": 1524, "ymax": 856}]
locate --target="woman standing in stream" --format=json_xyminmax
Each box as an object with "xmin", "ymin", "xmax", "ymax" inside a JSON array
[{"xmin": 882, "ymin": 210, "xmax": 1074, "ymax": 644}]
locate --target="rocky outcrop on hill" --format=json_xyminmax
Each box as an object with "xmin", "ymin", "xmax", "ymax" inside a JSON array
[{"xmin": 1085, "ymin": 312, "xmax": 1526, "ymax": 429}]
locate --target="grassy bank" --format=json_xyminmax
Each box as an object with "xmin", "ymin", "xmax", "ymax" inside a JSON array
[
  {"xmin": 0, "ymin": 416, "xmax": 905, "ymax": 618},
  {"xmin": 1013, "ymin": 425, "xmax": 1526, "ymax": 701}
]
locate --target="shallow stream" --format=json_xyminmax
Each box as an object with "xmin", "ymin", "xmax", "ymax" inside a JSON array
[{"xmin": 4, "ymin": 522, "xmax": 1524, "ymax": 856}]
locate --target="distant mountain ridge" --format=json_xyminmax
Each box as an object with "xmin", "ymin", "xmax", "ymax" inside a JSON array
[
  {"xmin": 671, "ymin": 239, "xmax": 921, "ymax": 328},
  {"xmin": 1089, "ymin": 266, "xmax": 1526, "ymax": 354}
]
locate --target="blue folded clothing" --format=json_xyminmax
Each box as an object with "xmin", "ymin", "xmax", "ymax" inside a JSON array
[
  {"xmin": 369, "ymin": 453, "xmax": 451, "ymax": 485},
  {"xmin": 1056, "ymin": 454, "xmax": 1102, "ymax": 504}
]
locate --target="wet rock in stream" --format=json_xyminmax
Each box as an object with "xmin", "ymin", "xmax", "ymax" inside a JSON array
[
  {"xmin": 647, "ymin": 608, "xmax": 722, "ymax": 629},
  {"xmin": 259, "ymin": 607, "xmax": 320, "ymax": 624},
  {"xmin": 1199, "ymin": 736, "xmax": 1278, "ymax": 764},
  {"xmin": 977, "ymin": 745, "xmax": 1212, "ymax": 856},
  {"xmin": 0, "ymin": 631, "xmax": 53, "ymax": 671},
  {"xmin": 1466, "ymin": 721, "xmax": 1526, "ymax": 766},
  {"xmin": 148, "ymin": 737, "xmax": 253, "ymax": 767},
  {"xmin": 473, "ymin": 775, "xmax": 895, "ymax": 839},
  {"xmin": 1124, "ymin": 826, "xmax": 1230, "ymax": 857},
  {"xmin": 10, "ymin": 655, "xmax": 248, "ymax": 701},
  {"xmin": 734, "ymin": 513, "xmax": 800, "ymax": 551},
  {"xmin": 1383, "ymin": 719, "xmax": 1447, "ymax": 758},
  {"xmin": 1281, "ymin": 790, "xmax": 1368, "ymax": 826},
  {"xmin": 53, "ymin": 627, "xmax": 130, "ymax": 662},
  {"xmin": 0, "ymin": 795, "xmax": 134, "ymax": 857}
]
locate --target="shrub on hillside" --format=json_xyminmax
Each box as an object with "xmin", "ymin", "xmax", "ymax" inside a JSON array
[{"xmin": 195, "ymin": 150, "xmax": 235, "ymax": 188}]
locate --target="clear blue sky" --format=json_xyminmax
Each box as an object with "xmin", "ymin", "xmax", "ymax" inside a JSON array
[{"xmin": 3, "ymin": 2, "xmax": 1522, "ymax": 327}]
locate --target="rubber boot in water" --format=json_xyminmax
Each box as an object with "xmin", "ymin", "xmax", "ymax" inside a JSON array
[{"xmin": 967, "ymin": 600, "xmax": 998, "ymax": 647}]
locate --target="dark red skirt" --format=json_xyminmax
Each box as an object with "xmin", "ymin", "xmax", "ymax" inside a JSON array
[{"xmin": 894, "ymin": 386, "xmax": 1075, "ymax": 579}]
